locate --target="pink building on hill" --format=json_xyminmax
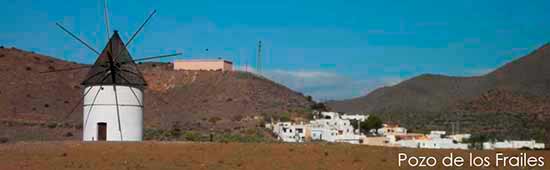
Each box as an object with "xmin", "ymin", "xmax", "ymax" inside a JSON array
[{"xmin": 173, "ymin": 59, "xmax": 233, "ymax": 71}]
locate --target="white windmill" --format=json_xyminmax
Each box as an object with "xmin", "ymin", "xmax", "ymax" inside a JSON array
[{"xmin": 44, "ymin": 1, "xmax": 181, "ymax": 141}]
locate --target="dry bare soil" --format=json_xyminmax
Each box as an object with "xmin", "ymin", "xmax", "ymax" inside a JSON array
[
  {"xmin": 0, "ymin": 47, "xmax": 314, "ymax": 142},
  {"xmin": 0, "ymin": 142, "xmax": 549, "ymax": 170}
]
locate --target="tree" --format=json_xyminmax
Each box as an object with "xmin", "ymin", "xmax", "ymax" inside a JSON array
[
  {"xmin": 350, "ymin": 115, "xmax": 383, "ymax": 134},
  {"xmin": 310, "ymin": 103, "xmax": 329, "ymax": 111},
  {"xmin": 363, "ymin": 116, "xmax": 383, "ymax": 132},
  {"xmin": 464, "ymin": 134, "xmax": 490, "ymax": 150}
]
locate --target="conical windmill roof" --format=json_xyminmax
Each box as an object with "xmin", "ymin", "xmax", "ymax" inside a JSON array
[{"xmin": 81, "ymin": 31, "xmax": 146, "ymax": 87}]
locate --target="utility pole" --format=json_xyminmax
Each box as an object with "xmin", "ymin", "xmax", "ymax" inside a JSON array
[{"xmin": 257, "ymin": 40, "xmax": 262, "ymax": 74}]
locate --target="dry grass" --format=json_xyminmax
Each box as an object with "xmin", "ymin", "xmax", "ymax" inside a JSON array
[{"xmin": 0, "ymin": 141, "xmax": 548, "ymax": 170}]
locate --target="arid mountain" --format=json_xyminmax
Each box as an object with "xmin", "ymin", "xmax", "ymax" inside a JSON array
[
  {"xmin": 327, "ymin": 43, "xmax": 550, "ymax": 143},
  {"xmin": 0, "ymin": 47, "xmax": 313, "ymax": 141}
]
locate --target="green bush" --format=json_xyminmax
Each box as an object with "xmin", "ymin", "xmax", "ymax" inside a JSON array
[
  {"xmin": 279, "ymin": 112, "xmax": 290, "ymax": 122},
  {"xmin": 183, "ymin": 131, "xmax": 201, "ymax": 141}
]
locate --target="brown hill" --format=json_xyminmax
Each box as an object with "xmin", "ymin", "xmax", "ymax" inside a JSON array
[
  {"xmin": 327, "ymin": 43, "xmax": 550, "ymax": 143},
  {"xmin": 0, "ymin": 47, "xmax": 313, "ymax": 141}
]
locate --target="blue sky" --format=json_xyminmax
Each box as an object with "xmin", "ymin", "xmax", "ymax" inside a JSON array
[{"xmin": 1, "ymin": 0, "xmax": 549, "ymax": 100}]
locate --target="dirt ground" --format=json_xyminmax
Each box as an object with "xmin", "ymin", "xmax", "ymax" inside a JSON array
[{"xmin": 0, "ymin": 142, "xmax": 549, "ymax": 170}]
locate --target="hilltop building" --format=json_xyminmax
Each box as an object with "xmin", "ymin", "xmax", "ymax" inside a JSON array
[{"xmin": 173, "ymin": 59, "xmax": 233, "ymax": 71}]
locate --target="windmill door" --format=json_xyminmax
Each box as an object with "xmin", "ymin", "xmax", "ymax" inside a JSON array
[{"xmin": 97, "ymin": 122, "xmax": 107, "ymax": 141}]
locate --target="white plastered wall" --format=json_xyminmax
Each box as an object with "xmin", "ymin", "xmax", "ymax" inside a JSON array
[{"xmin": 82, "ymin": 85, "xmax": 143, "ymax": 141}]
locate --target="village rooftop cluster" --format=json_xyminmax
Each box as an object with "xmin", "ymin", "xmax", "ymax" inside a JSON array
[{"xmin": 266, "ymin": 111, "xmax": 545, "ymax": 150}]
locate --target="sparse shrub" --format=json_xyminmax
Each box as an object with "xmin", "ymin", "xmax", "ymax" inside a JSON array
[
  {"xmin": 279, "ymin": 112, "xmax": 290, "ymax": 122},
  {"xmin": 44, "ymin": 104, "xmax": 49, "ymax": 108},
  {"xmin": 214, "ymin": 133, "xmax": 267, "ymax": 143},
  {"xmin": 169, "ymin": 126, "xmax": 182, "ymax": 138},
  {"xmin": 46, "ymin": 122, "xmax": 58, "ymax": 129},
  {"xmin": 183, "ymin": 131, "xmax": 201, "ymax": 141},
  {"xmin": 208, "ymin": 116, "xmax": 222, "ymax": 124},
  {"xmin": 25, "ymin": 66, "xmax": 32, "ymax": 71},
  {"xmin": 231, "ymin": 115, "xmax": 243, "ymax": 122},
  {"xmin": 0, "ymin": 137, "xmax": 8, "ymax": 143},
  {"xmin": 64, "ymin": 132, "xmax": 74, "ymax": 137}
]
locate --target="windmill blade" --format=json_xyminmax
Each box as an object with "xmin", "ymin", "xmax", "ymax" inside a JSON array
[
  {"xmin": 103, "ymin": 0, "xmax": 111, "ymax": 40},
  {"xmin": 127, "ymin": 52, "xmax": 183, "ymax": 63},
  {"xmin": 82, "ymin": 85, "xmax": 104, "ymax": 131},
  {"xmin": 112, "ymin": 10, "xmax": 157, "ymax": 63},
  {"xmin": 125, "ymin": 10, "xmax": 157, "ymax": 48},
  {"xmin": 112, "ymin": 85, "xmax": 124, "ymax": 140},
  {"xmin": 113, "ymin": 71, "xmax": 142, "ymax": 105},
  {"xmin": 119, "ymin": 69, "xmax": 147, "ymax": 82},
  {"xmin": 40, "ymin": 65, "xmax": 92, "ymax": 73},
  {"xmin": 56, "ymin": 23, "xmax": 100, "ymax": 55},
  {"xmin": 61, "ymin": 84, "xmax": 95, "ymax": 120},
  {"xmin": 64, "ymin": 74, "xmax": 111, "ymax": 120}
]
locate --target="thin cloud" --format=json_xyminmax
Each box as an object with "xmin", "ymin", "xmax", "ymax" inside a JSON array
[{"xmin": 233, "ymin": 67, "xmax": 408, "ymax": 101}]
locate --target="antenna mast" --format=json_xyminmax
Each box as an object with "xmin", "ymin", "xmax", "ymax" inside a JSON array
[{"xmin": 257, "ymin": 40, "xmax": 262, "ymax": 74}]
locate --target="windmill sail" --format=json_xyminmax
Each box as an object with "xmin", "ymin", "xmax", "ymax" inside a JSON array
[{"xmin": 81, "ymin": 31, "xmax": 146, "ymax": 87}]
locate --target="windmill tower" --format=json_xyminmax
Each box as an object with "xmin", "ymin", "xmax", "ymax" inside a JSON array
[
  {"xmin": 81, "ymin": 31, "xmax": 146, "ymax": 141},
  {"xmin": 45, "ymin": 1, "xmax": 181, "ymax": 141}
]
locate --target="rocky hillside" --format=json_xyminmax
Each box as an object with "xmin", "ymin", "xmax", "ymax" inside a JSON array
[
  {"xmin": 328, "ymin": 43, "xmax": 550, "ymax": 143},
  {"xmin": 0, "ymin": 47, "xmax": 314, "ymax": 141}
]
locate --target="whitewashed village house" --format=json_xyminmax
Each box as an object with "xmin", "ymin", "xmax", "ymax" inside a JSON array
[
  {"xmin": 394, "ymin": 131, "xmax": 469, "ymax": 150},
  {"xmin": 483, "ymin": 140, "xmax": 545, "ymax": 150},
  {"xmin": 268, "ymin": 112, "xmax": 367, "ymax": 144},
  {"xmin": 376, "ymin": 123, "xmax": 407, "ymax": 136},
  {"xmin": 309, "ymin": 112, "xmax": 366, "ymax": 144}
]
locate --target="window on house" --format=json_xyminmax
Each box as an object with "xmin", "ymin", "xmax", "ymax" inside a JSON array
[{"xmin": 296, "ymin": 128, "xmax": 303, "ymax": 133}]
